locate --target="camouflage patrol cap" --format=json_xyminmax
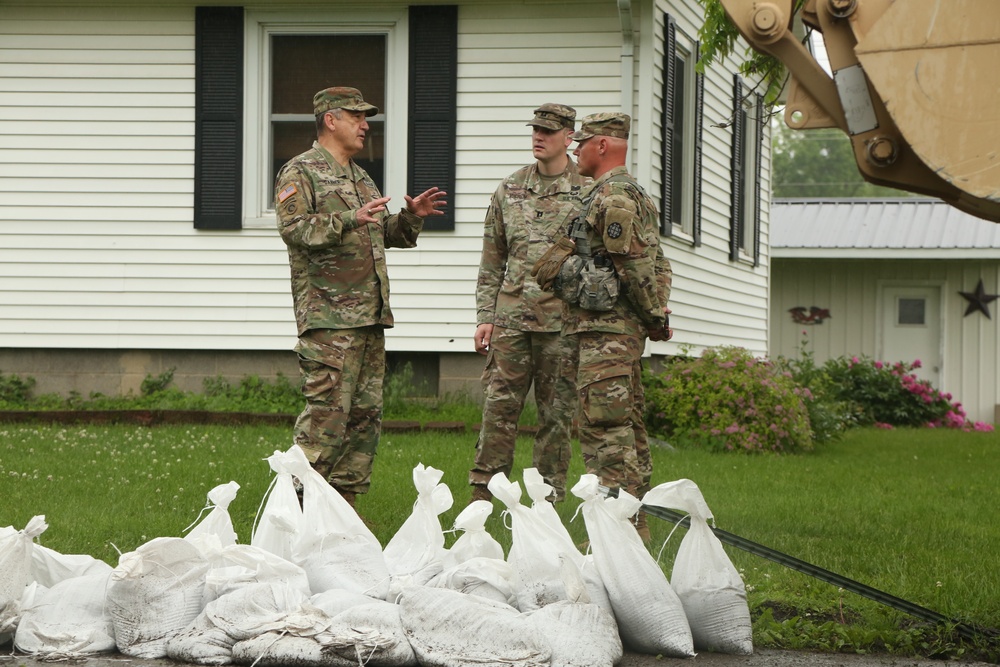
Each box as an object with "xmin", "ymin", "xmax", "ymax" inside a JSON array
[
  {"xmin": 571, "ymin": 112, "xmax": 631, "ymax": 141},
  {"xmin": 527, "ymin": 103, "xmax": 577, "ymax": 131},
  {"xmin": 313, "ymin": 87, "xmax": 379, "ymax": 117}
]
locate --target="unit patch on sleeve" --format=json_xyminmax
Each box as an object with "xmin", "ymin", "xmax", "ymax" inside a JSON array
[{"xmin": 607, "ymin": 222, "xmax": 623, "ymax": 239}]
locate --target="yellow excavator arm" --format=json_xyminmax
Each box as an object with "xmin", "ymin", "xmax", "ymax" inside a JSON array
[{"xmin": 719, "ymin": 0, "xmax": 1000, "ymax": 222}]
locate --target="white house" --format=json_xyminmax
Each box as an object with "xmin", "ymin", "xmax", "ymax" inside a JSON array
[
  {"xmin": 770, "ymin": 198, "xmax": 1000, "ymax": 424},
  {"xmin": 0, "ymin": 0, "xmax": 770, "ymax": 400}
]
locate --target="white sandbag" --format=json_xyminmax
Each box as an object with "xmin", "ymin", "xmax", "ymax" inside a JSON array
[
  {"xmin": 232, "ymin": 633, "xmax": 356, "ymax": 667},
  {"xmin": 383, "ymin": 463, "xmax": 452, "ymax": 600},
  {"xmin": 185, "ymin": 481, "xmax": 241, "ymax": 558},
  {"xmin": 283, "ymin": 445, "xmax": 390, "ymax": 599},
  {"xmin": 166, "ymin": 581, "xmax": 309, "ymax": 665},
  {"xmin": 14, "ymin": 571, "xmax": 116, "ymax": 656},
  {"xmin": 523, "ymin": 601, "xmax": 623, "ymax": 667},
  {"xmin": 251, "ymin": 449, "xmax": 306, "ymax": 562},
  {"xmin": 523, "ymin": 468, "xmax": 614, "ymax": 615},
  {"xmin": 643, "ymin": 479, "xmax": 753, "ymax": 655},
  {"xmin": 0, "ymin": 516, "xmax": 48, "ymax": 639},
  {"xmin": 204, "ymin": 544, "xmax": 311, "ymax": 604},
  {"xmin": 572, "ymin": 475, "xmax": 694, "ymax": 657},
  {"xmin": 442, "ymin": 500, "xmax": 504, "ymax": 569},
  {"xmin": 489, "ymin": 472, "xmax": 587, "ymax": 611},
  {"xmin": 107, "ymin": 536, "xmax": 210, "ymax": 658},
  {"xmin": 308, "ymin": 589, "xmax": 382, "ymax": 618},
  {"xmin": 324, "ymin": 601, "xmax": 417, "ymax": 666},
  {"xmin": 428, "ymin": 556, "xmax": 516, "ymax": 606},
  {"xmin": 398, "ymin": 586, "xmax": 550, "ymax": 667},
  {"xmin": 230, "ymin": 600, "xmax": 406, "ymax": 667},
  {"xmin": 30, "ymin": 544, "xmax": 112, "ymax": 589}
]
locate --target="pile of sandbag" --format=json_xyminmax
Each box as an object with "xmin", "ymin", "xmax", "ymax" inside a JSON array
[{"xmin": 0, "ymin": 445, "xmax": 753, "ymax": 665}]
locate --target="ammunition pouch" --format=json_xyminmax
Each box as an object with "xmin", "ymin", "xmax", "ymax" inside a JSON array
[{"xmin": 553, "ymin": 254, "xmax": 619, "ymax": 311}]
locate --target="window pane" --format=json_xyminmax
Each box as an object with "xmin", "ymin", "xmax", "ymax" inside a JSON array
[
  {"xmin": 269, "ymin": 34, "xmax": 386, "ymax": 194},
  {"xmin": 669, "ymin": 53, "xmax": 686, "ymax": 227},
  {"xmin": 271, "ymin": 35, "xmax": 386, "ymax": 113},
  {"xmin": 898, "ymin": 297, "xmax": 926, "ymax": 325}
]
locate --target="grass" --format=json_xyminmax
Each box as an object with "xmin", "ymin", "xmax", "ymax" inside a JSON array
[{"xmin": 1, "ymin": 422, "xmax": 998, "ymax": 661}]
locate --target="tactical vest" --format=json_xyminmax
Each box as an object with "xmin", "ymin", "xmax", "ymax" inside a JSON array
[{"xmin": 554, "ymin": 174, "xmax": 635, "ymax": 311}]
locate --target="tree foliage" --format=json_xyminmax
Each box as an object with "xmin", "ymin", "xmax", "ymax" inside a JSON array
[
  {"xmin": 695, "ymin": 0, "xmax": 797, "ymax": 106},
  {"xmin": 771, "ymin": 120, "xmax": 913, "ymax": 198}
]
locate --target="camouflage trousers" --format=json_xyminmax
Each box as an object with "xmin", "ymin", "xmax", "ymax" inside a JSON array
[
  {"xmin": 293, "ymin": 326, "xmax": 384, "ymax": 495},
  {"xmin": 469, "ymin": 326, "xmax": 577, "ymax": 499},
  {"xmin": 574, "ymin": 330, "xmax": 652, "ymax": 496}
]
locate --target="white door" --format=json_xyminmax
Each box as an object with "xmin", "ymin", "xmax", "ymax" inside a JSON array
[{"xmin": 880, "ymin": 285, "xmax": 942, "ymax": 387}]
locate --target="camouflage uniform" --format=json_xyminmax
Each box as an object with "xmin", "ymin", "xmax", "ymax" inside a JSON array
[
  {"xmin": 469, "ymin": 104, "xmax": 589, "ymax": 501},
  {"xmin": 563, "ymin": 113, "xmax": 671, "ymax": 496},
  {"xmin": 276, "ymin": 87, "xmax": 424, "ymax": 496}
]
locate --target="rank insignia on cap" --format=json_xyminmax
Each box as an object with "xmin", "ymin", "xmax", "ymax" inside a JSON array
[
  {"xmin": 607, "ymin": 222, "xmax": 623, "ymax": 239},
  {"xmin": 277, "ymin": 183, "xmax": 297, "ymax": 203}
]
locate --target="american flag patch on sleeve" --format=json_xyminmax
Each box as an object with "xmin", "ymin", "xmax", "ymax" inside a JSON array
[{"xmin": 277, "ymin": 183, "xmax": 297, "ymax": 203}]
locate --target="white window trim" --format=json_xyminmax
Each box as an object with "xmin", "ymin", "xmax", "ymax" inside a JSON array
[
  {"xmin": 672, "ymin": 35, "xmax": 696, "ymax": 238},
  {"xmin": 242, "ymin": 8, "xmax": 410, "ymax": 229}
]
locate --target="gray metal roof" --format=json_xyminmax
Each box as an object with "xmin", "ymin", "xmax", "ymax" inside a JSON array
[{"xmin": 771, "ymin": 198, "xmax": 1000, "ymax": 258}]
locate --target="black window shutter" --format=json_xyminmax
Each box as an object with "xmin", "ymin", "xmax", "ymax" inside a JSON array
[
  {"xmin": 408, "ymin": 5, "xmax": 457, "ymax": 232},
  {"xmin": 730, "ymin": 74, "xmax": 745, "ymax": 262},
  {"xmin": 659, "ymin": 14, "xmax": 676, "ymax": 236},
  {"xmin": 194, "ymin": 7, "xmax": 244, "ymax": 230},
  {"xmin": 752, "ymin": 92, "xmax": 764, "ymax": 266},
  {"xmin": 691, "ymin": 41, "xmax": 704, "ymax": 247}
]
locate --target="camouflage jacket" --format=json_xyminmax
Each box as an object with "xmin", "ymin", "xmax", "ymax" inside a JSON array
[
  {"xmin": 563, "ymin": 166, "xmax": 671, "ymax": 336},
  {"xmin": 476, "ymin": 159, "xmax": 589, "ymax": 331},
  {"xmin": 275, "ymin": 141, "xmax": 423, "ymax": 334}
]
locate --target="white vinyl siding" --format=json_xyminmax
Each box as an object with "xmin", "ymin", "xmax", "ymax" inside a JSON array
[
  {"xmin": 0, "ymin": 6, "xmax": 297, "ymax": 350},
  {"xmin": 0, "ymin": 0, "xmax": 771, "ymax": 360},
  {"xmin": 646, "ymin": 1, "xmax": 770, "ymax": 358}
]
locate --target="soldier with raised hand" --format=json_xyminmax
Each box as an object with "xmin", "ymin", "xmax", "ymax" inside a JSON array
[
  {"xmin": 468, "ymin": 103, "xmax": 590, "ymax": 504},
  {"xmin": 533, "ymin": 112, "xmax": 672, "ymax": 540},
  {"xmin": 275, "ymin": 86, "xmax": 447, "ymax": 510}
]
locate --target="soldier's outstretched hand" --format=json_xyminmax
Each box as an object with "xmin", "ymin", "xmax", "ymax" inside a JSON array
[{"xmin": 406, "ymin": 187, "xmax": 448, "ymax": 217}]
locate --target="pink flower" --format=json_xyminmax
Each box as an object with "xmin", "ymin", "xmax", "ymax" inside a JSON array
[
  {"xmin": 874, "ymin": 361, "xmax": 883, "ymax": 369},
  {"xmin": 974, "ymin": 422, "xmax": 994, "ymax": 432},
  {"xmin": 912, "ymin": 359, "xmax": 922, "ymax": 368},
  {"xmin": 875, "ymin": 422, "xmax": 894, "ymax": 430}
]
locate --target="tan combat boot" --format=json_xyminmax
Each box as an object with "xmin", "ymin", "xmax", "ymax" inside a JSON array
[
  {"xmin": 469, "ymin": 484, "xmax": 493, "ymax": 504},
  {"xmin": 634, "ymin": 510, "xmax": 651, "ymax": 543}
]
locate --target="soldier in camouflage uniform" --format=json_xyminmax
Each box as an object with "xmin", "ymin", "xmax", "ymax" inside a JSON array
[
  {"xmin": 533, "ymin": 112, "xmax": 672, "ymax": 539},
  {"xmin": 468, "ymin": 104, "xmax": 590, "ymax": 503},
  {"xmin": 275, "ymin": 87, "xmax": 447, "ymax": 508}
]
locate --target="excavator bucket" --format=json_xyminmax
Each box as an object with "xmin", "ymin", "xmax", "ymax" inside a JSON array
[{"xmin": 719, "ymin": 0, "xmax": 1000, "ymax": 222}]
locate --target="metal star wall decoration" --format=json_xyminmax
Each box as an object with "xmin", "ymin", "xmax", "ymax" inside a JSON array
[{"xmin": 959, "ymin": 279, "xmax": 998, "ymax": 318}]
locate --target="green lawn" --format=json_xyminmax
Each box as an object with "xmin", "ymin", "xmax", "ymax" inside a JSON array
[{"xmin": 1, "ymin": 423, "xmax": 997, "ymax": 659}]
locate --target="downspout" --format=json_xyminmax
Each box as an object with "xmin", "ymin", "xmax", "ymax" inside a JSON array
[{"xmin": 617, "ymin": 0, "xmax": 635, "ymax": 171}]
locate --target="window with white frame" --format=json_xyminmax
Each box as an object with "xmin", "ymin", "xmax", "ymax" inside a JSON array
[
  {"xmin": 730, "ymin": 75, "xmax": 763, "ymax": 264},
  {"xmin": 241, "ymin": 10, "xmax": 408, "ymax": 228},
  {"xmin": 660, "ymin": 15, "xmax": 703, "ymax": 242}
]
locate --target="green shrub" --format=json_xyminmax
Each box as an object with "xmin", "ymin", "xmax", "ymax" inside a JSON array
[
  {"xmin": 644, "ymin": 346, "xmax": 813, "ymax": 453},
  {"xmin": 773, "ymin": 333, "xmax": 856, "ymax": 443},
  {"xmin": 822, "ymin": 356, "xmax": 991, "ymax": 431},
  {"xmin": 0, "ymin": 371, "xmax": 35, "ymax": 407}
]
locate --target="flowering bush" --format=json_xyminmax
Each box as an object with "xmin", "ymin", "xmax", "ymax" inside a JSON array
[
  {"xmin": 644, "ymin": 346, "xmax": 814, "ymax": 453},
  {"xmin": 822, "ymin": 355, "xmax": 992, "ymax": 431}
]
